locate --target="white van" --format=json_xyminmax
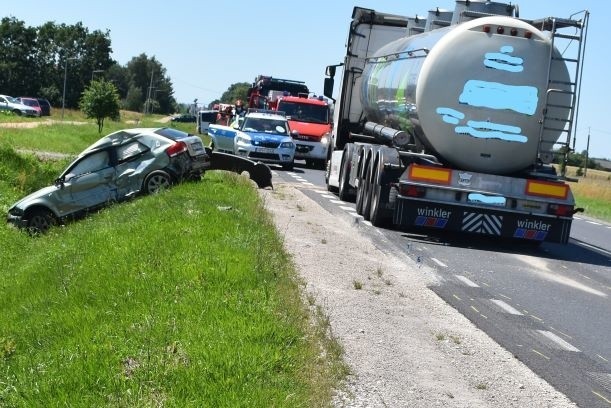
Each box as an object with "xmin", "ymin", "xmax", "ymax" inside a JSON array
[{"xmin": 197, "ymin": 110, "xmax": 218, "ymax": 133}]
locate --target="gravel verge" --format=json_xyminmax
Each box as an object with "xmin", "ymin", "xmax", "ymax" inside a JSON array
[{"xmin": 259, "ymin": 181, "xmax": 577, "ymax": 408}]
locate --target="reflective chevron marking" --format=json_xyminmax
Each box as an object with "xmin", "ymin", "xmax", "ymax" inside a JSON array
[{"xmin": 462, "ymin": 212, "xmax": 502, "ymax": 235}]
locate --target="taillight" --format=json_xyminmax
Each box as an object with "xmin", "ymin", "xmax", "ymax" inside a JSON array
[
  {"xmin": 400, "ymin": 185, "xmax": 426, "ymax": 198},
  {"xmin": 166, "ymin": 141, "xmax": 188, "ymax": 157},
  {"xmin": 548, "ymin": 204, "xmax": 574, "ymax": 217}
]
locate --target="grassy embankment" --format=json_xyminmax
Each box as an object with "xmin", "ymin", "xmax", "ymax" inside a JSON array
[{"xmin": 0, "ymin": 112, "xmax": 347, "ymax": 406}]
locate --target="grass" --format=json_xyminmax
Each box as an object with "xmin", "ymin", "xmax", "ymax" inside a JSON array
[
  {"xmin": 0, "ymin": 120, "xmax": 347, "ymax": 406},
  {"xmin": 563, "ymin": 166, "xmax": 611, "ymax": 222}
]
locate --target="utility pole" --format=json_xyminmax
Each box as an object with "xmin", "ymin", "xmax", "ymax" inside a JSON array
[
  {"xmin": 584, "ymin": 127, "xmax": 591, "ymax": 177},
  {"xmin": 145, "ymin": 70, "xmax": 154, "ymax": 114}
]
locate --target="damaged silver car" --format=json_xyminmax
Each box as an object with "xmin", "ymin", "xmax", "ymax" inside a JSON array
[{"xmin": 7, "ymin": 127, "xmax": 210, "ymax": 233}]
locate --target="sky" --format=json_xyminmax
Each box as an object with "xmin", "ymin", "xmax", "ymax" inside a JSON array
[{"xmin": 5, "ymin": 1, "xmax": 610, "ymax": 159}]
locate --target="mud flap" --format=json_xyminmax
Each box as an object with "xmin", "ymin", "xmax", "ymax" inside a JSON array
[{"xmin": 209, "ymin": 151, "xmax": 273, "ymax": 189}]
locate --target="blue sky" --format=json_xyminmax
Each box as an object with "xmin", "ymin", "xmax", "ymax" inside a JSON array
[{"xmin": 5, "ymin": 1, "xmax": 610, "ymax": 159}]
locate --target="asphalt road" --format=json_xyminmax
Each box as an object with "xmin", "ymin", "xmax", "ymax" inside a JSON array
[{"xmin": 273, "ymin": 161, "xmax": 611, "ymax": 408}]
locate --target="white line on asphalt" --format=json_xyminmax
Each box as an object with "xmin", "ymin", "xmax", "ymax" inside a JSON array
[
  {"xmin": 340, "ymin": 206, "xmax": 356, "ymax": 212},
  {"xmin": 455, "ymin": 275, "xmax": 479, "ymax": 287},
  {"xmin": 431, "ymin": 258, "xmax": 447, "ymax": 268},
  {"xmin": 490, "ymin": 299, "xmax": 524, "ymax": 315},
  {"xmin": 330, "ymin": 200, "xmax": 344, "ymax": 204},
  {"xmin": 321, "ymin": 194, "xmax": 335, "ymax": 199},
  {"xmin": 575, "ymin": 241, "xmax": 611, "ymax": 256},
  {"xmin": 587, "ymin": 221, "xmax": 602, "ymax": 226},
  {"xmin": 301, "ymin": 182, "xmax": 315, "ymax": 186},
  {"xmin": 536, "ymin": 330, "xmax": 581, "ymax": 352}
]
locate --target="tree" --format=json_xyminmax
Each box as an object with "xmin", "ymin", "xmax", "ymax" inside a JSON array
[
  {"xmin": 79, "ymin": 79, "xmax": 120, "ymax": 133},
  {"xmin": 220, "ymin": 82, "xmax": 250, "ymax": 104}
]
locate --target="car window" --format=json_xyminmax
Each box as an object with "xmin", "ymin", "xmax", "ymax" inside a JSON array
[
  {"xmin": 65, "ymin": 151, "xmax": 110, "ymax": 180},
  {"xmin": 155, "ymin": 127, "xmax": 190, "ymax": 140},
  {"xmin": 116, "ymin": 141, "xmax": 149, "ymax": 163}
]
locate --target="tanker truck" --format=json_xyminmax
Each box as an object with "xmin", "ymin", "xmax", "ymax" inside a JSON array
[{"xmin": 324, "ymin": 2, "xmax": 589, "ymax": 244}]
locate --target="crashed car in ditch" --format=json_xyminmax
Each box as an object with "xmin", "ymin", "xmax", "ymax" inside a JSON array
[
  {"xmin": 7, "ymin": 127, "xmax": 273, "ymax": 234},
  {"xmin": 7, "ymin": 127, "xmax": 210, "ymax": 233}
]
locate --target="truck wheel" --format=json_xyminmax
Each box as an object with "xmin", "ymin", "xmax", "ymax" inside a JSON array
[
  {"xmin": 369, "ymin": 156, "xmax": 391, "ymax": 227},
  {"xmin": 338, "ymin": 147, "xmax": 355, "ymax": 202},
  {"xmin": 361, "ymin": 161, "xmax": 373, "ymax": 221}
]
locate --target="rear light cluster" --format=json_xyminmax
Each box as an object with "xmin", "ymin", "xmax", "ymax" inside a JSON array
[
  {"xmin": 166, "ymin": 141, "xmax": 188, "ymax": 157},
  {"xmin": 400, "ymin": 184, "xmax": 426, "ymax": 198},
  {"xmin": 482, "ymin": 25, "xmax": 532, "ymax": 38},
  {"xmin": 548, "ymin": 204, "xmax": 574, "ymax": 217}
]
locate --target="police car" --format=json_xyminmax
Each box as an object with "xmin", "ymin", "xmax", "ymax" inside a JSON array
[{"xmin": 208, "ymin": 109, "xmax": 296, "ymax": 170}]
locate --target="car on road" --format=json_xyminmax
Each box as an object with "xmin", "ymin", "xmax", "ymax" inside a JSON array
[
  {"xmin": 170, "ymin": 113, "xmax": 196, "ymax": 123},
  {"xmin": 0, "ymin": 94, "xmax": 39, "ymax": 117},
  {"xmin": 18, "ymin": 97, "xmax": 42, "ymax": 116},
  {"xmin": 208, "ymin": 109, "xmax": 296, "ymax": 170},
  {"xmin": 7, "ymin": 127, "xmax": 210, "ymax": 233}
]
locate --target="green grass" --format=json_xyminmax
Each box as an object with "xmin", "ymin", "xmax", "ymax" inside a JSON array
[{"xmin": 0, "ymin": 123, "xmax": 347, "ymax": 406}]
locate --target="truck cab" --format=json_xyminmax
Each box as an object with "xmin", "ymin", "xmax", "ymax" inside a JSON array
[{"xmin": 276, "ymin": 94, "xmax": 331, "ymax": 169}]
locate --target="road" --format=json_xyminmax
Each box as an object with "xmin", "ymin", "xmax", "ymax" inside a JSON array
[{"xmin": 272, "ymin": 161, "xmax": 611, "ymax": 408}]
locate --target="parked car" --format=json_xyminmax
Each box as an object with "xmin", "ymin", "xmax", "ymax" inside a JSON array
[
  {"xmin": 0, "ymin": 94, "xmax": 39, "ymax": 117},
  {"xmin": 37, "ymin": 98, "xmax": 52, "ymax": 116},
  {"xmin": 6, "ymin": 127, "xmax": 210, "ymax": 234},
  {"xmin": 170, "ymin": 113, "xmax": 196, "ymax": 123},
  {"xmin": 207, "ymin": 109, "xmax": 297, "ymax": 170},
  {"xmin": 18, "ymin": 97, "xmax": 42, "ymax": 116}
]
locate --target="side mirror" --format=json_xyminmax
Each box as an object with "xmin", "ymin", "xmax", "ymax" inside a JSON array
[
  {"xmin": 324, "ymin": 77, "xmax": 334, "ymax": 99},
  {"xmin": 54, "ymin": 177, "xmax": 65, "ymax": 188},
  {"xmin": 325, "ymin": 65, "xmax": 336, "ymax": 78}
]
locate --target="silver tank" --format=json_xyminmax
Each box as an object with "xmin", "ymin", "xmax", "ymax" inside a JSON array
[{"xmin": 361, "ymin": 15, "xmax": 571, "ymax": 174}]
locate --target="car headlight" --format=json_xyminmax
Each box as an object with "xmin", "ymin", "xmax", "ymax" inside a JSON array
[
  {"xmin": 321, "ymin": 132, "xmax": 331, "ymax": 145},
  {"xmin": 280, "ymin": 141, "xmax": 294, "ymax": 148},
  {"xmin": 236, "ymin": 135, "xmax": 251, "ymax": 145}
]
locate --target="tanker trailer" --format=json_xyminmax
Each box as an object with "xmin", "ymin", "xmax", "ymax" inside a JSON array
[{"xmin": 324, "ymin": 2, "xmax": 589, "ymax": 244}]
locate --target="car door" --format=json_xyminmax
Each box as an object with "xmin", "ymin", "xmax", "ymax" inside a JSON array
[
  {"xmin": 208, "ymin": 125, "xmax": 238, "ymax": 153},
  {"xmin": 62, "ymin": 150, "xmax": 116, "ymax": 211}
]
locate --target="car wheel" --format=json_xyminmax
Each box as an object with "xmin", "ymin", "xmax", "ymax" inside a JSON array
[
  {"xmin": 143, "ymin": 170, "xmax": 172, "ymax": 194},
  {"xmin": 27, "ymin": 208, "xmax": 57, "ymax": 234}
]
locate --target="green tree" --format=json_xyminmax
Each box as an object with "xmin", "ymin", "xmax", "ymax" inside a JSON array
[
  {"xmin": 220, "ymin": 82, "xmax": 250, "ymax": 104},
  {"xmin": 126, "ymin": 53, "xmax": 176, "ymax": 114},
  {"xmin": 79, "ymin": 79, "xmax": 120, "ymax": 133}
]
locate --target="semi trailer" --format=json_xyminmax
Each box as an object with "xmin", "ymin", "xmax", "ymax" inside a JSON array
[{"xmin": 324, "ymin": 2, "xmax": 589, "ymax": 244}]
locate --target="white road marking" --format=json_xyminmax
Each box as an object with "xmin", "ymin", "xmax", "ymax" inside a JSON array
[
  {"xmin": 490, "ymin": 299, "xmax": 523, "ymax": 315},
  {"xmin": 455, "ymin": 275, "xmax": 479, "ymax": 287},
  {"xmin": 340, "ymin": 206, "xmax": 356, "ymax": 212},
  {"xmin": 575, "ymin": 241, "xmax": 611, "ymax": 257},
  {"xmin": 330, "ymin": 200, "xmax": 344, "ymax": 204},
  {"xmin": 301, "ymin": 182, "xmax": 315, "ymax": 186},
  {"xmin": 431, "ymin": 258, "xmax": 447, "ymax": 268},
  {"xmin": 321, "ymin": 194, "xmax": 335, "ymax": 199},
  {"xmin": 587, "ymin": 221, "xmax": 602, "ymax": 226},
  {"xmin": 536, "ymin": 330, "xmax": 580, "ymax": 352}
]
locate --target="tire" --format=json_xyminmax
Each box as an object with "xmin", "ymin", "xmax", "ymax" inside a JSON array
[
  {"xmin": 361, "ymin": 161, "xmax": 373, "ymax": 221},
  {"xmin": 27, "ymin": 208, "xmax": 57, "ymax": 234},
  {"xmin": 282, "ymin": 162, "xmax": 294, "ymax": 171},
  {"xmin": 369, "ymin": 156, "xmax": 391, "ymax": 227},
  {"xmin": 143, "ymin": 170, "xmax": 172, "ymax": 194},
  {"xmin": 354, "ymin": 151, "xmax": 367, "ymax": 215},
  {"xmin": 338, "ymin": 147, "xmax": 354, "ymax": 202}
]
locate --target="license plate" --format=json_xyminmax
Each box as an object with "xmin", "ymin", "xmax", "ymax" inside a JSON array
[{"xmin": 256, "ymin": 147, "xmax": 276, "ymax": 153}]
